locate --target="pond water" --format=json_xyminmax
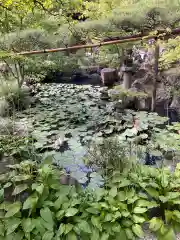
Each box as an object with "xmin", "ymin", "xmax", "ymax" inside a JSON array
[{"xmin": 17, "ymin": 83, "xmax": 170, "ymax": 188}]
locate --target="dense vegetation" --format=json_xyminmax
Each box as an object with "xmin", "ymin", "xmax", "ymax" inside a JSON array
[{"xmin": 0, "ymin": 0, "xmax": 180, "ymax": 239}]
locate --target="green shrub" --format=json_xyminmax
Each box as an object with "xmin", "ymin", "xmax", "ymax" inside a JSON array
[
  {"xmin": 0, "ymin": 160, "xmax": 154, "ymax": 240},
  {"xmin": 87, "ymin": 138, "xmax": 136, "ymax": 177},
  {"xmin": 117, "ymin": 164, "xmax": 180, "ymax": 239},
  {"xmin": 0, "ymin": 81, "xmax": 31, "ymax": 116}
]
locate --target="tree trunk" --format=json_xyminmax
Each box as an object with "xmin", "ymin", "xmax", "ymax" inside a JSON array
[
  {"xmin": 101, "ymin": 68, "xmax": 118, "ymax": 86},
  {"xmin": 151, "ymin": 42, "xmax": 159, "ymax": 112}
]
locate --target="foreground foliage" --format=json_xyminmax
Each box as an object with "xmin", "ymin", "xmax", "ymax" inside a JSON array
[{"xmin": 0, "ymin": 160, "xmax": 180, "ymax": 239}]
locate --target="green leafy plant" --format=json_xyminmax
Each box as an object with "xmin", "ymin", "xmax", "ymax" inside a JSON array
[{"xmin": 127, "ymin": 164, "xmax": 180, "ymax": 239}]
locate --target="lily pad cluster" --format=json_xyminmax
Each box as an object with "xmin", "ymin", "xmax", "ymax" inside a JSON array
[{"xmin": 15, "ymin": 83, "xmax": 169, "ymax": 185}]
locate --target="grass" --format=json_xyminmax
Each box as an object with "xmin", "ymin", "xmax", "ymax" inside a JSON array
[{"xmin": 0, "ymin": 78, "xmax": 31, "ymax": 116}]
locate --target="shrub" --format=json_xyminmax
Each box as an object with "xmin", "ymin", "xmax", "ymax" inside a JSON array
[
  {"xmin": 86, "ymin": 138, "xmax": 137, "ymax": 177},
  {"xmin": 0, "ymin": 160, "xmax": 153, "ymax": 240},
  {"xmin": 0, "ymin": 80, "xmax": 31, "ymax": 116}
]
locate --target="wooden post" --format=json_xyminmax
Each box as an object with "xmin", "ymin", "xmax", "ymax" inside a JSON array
[
  {"xmin": 151, "ymin": 41, "xmax": 159, "ymax": 112},
  {"xmin": 122, "ymin": 70, "xmax": 132, "ymax": 89}
]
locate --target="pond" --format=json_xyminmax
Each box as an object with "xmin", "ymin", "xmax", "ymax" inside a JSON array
[{"xmin": 16, "ymin": 83, "xmax": 169, "ymax": 188}]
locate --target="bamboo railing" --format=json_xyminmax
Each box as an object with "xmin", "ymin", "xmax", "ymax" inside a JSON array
[{"xmin": 17, "ymin": 28, "xmax": 180, "ymax": 56}]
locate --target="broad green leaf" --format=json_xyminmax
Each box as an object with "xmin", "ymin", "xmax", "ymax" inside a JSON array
[
  {"xmin": 166, "ymin": 192, "xmax": 180, "ymax": 200},
  {"xmin": 32, "ymin": 183, "xmax": 44, "ymax": 195},
  {"xmin": 100, "ymin": 233, "xmax": 109, "ymax": 240},
  {"xmin": 86, "ymin": 208, "xmax": 99, "ymax": 214},
  {"xmin": 133, "ymin": 207, "xmax": 147, "ymax": 214},
  {"xmin": 33, "ymin": 218, "xmax": 46, "ymax": 235},
  {"xmin": 132, "ymin": 224, "xmax": 144, "ymax": 238},
  {"xmin": 65, "ymin": 224, "xmax": 73, "ymax": 235},
  {"xmin": 135, "ymin": 199, "xmax": 151, "ymax": 207},
  {"xmin": 117, "ymin": 191, "xmax": 127, "ymax": 201},
  {"xmin": 157, "ymin": 227, "xmax": 176, "ymax": 240},
  {"xmin": 3, "ymin": 183, "xmax": 12, "ymax": 188},
  {"xmin": 149, "ymin": 217, "xmax": 163, "ymax": 231},
  {"xmin": 40, "ymin": 207, "xmax": 54, "ymax": 225},
  {"xmin": 42, "ymin": 231, "xmax": 54, "ymax": 240},
  {"xmin": 40, "ymin": 218, "xmax": 54, "ymax": 231},
  {"xmin": 109, "ymin": 187, "xmax": 117, "ymax": 197},
  {"xmin": 22, "ymin": 218, "xmax": 34, "ymax": 233},
  {"xmin": 65, "ymin": 208, "xmax": 78, "ymax": 217},
  {"xmin": 159, "ymin": 196, "xmax": 168, "ymax": 203},
  {"xmin": 23, "ymin": 193, "xmax": 38, "ymax": 210},
  {"xmin": 112, "ymin": 222, "xmax": 121, "ymax": 232},
  {"xmin": 91, "ymin": 228, "xmax": 100, "ymax": 240},
  {"xmin": 125, "ymin": 228, "xmax": 134, "ymax": 239},
  {"xmin": 58, "ymin": 223, "xmax": 65, "ymax": 236},
  {"xmin": 66, "ymin": 231, "xmax": 77, "ymax": 240},
  {"xmin": 132, "ymin": 215, "xmax": 146, "ymax": 224},
  {"xmin": 0, "ymin": 221, "xmax": 4, "ymax": 236},
  {"xmin": 5, "ymin": 202, "xmax": 21, "ymax": 218},
  {"xmin": 91, "ymin": 216, "xmax": 102, "ymax": 230},
  {"xmin": 14, "ymin": 231, "xmax": 24, "ymax": 240},
  {"xmin": 104, "ymin": 213, "xmax": 112, "ymax": 222},
  {"xmin": 145, "ymin": 187, "xmax": 159, "ymax": 198},
  {"xmin": 78, "ymin": 220, "xmax": 91, "ymax": 234},
  {"xmin": 12, "ymin": 184, "xmax": 28, "ymax": 196},
  {"xmin": 6, "ymin": 218, "xmax": 21, "ymax": 235},
  {"xmin": 13, "ymin": 175, "xmax": 31, "ymax": 182},
  {"xmin": 56, "ymin": 210, "xmax": 65, "ymax": 220},
  {"xmin": 122, "ymin": 219, "xmax": 133, "ymax": 227}
]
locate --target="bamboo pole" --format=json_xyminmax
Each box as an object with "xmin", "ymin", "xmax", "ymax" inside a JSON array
[{"xmin": 17, "ymin": 28, "xmax": 180, "ymax": 56}]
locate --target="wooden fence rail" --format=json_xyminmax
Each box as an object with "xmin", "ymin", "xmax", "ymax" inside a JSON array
[{"xmin": 17, "ymin": 28, "xmax": 180, "ymax": 56}]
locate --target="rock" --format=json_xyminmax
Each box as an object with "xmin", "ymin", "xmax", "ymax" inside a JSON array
[
  {"xmin": 100, "ymin": 92, "xmax": 109, "ymax": 100},
  {"xmin": 101, "ymin": 68, "xmax": 118, "ymax": 86},
  {"xmin": 89, "ymin": 73, "xmax": 102, "ymax": 85}
]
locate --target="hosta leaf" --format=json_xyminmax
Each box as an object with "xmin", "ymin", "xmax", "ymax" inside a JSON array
[
  {"xmin": 159, "ymin": 196, "xmax": 168, "ymax": 203},
  {"xmin": 86, "ymin": 208, "xmax": 99, "ymax": 214},
  {"xmin": 132, "ymin": 215, "xmax": 146, "ymax": 224},
  {"xmin": 42, "ymin": 231, "xmax": 54, "ymax": 240},
  {"xmin": 22, "ymin": 218, "xmax": 34, "ymax": 233},
  {"xmin": 133, "ymin": 207, "xmax": 147, "ymax": 214},
  {"xmin": 125, "ymin": 228, "xmax": 134, "ymax": 239},
  {"xmin": 100, "ymin": 233, "xmax": 109, "ymax": 240},
  {"xmin": 56, "ymin": 210, "xmax": 65, "ymax": 220},
  {"xmin": 3, "ymin": 182, "xmax": 12, "ymax": 188},
  {"xmin": 91, "ymin": 216, "xmax": 102, "ymax": 230},
  {"xmin": 23, "ymin": 193, "xmax": 38, "ymax": 210},
  {"xmin": 157, "ymin": 228, "xmax": 176, "ymax": 240},
  {"xmin": 13, "ymin": 175, "xmax": 31, "ymax": 182},
  {"xmin": 65, "ymin": 224, "xmax": 73, "ymax": 235},
  {"xmin": 65, "ymin": 208, "xmax": 78, "ymax": 217},
  {"xmin": 91, "ymin": 228, "xmax": 100, "ymax": 240},
  {"xmin": 6, "ymin": 218, "xmax": 21, "ymax": 235},
  {"xmin": 0, "ymin": 222, "xmax": 5, "ymax": 236},
  {"xmin": 149, "ymin": 217, "xmax": 163, "ymax": 231},
  {"xmin": 104, "ymin": 213, "xmax": 112, "ymax": 222},
  {"xmin": 5, "ymin": 202, "xmax": 21, "ymax": 218},
  {"xmin": 109, "ymin": 187, "xmax": 117, "ymax": 197},
  {"xmin": 14, "ymin": 231, "xmax": 24, "ymax": 240},
  {"xmin": 40, "ymin": 207, "xmax": 54, "ymax": 225},
  {"xmin": 78, "ymin": 220, "xmax": 91, "ymax": 234},
  {"xmin": 117, "ymin": 191, "xmax": 127, "ymax": 201},
  {"xmin": 145, "ymin": 187, "xmax": 159, "ymax": 198},
  {"xmin": 33, "ymin": 218, "xmax": 46, "ymax": 235},
  {"xmin": 12, "ymin": 184, "xmax": 28, "ymax": 196},
  {"xmin": 132, "ymin": 224, "xmax": 144, "ymax": 238},
  {"xmin": 32, "ymin": 183, "xmax": 44, "ymax": 195},
  {"xmin": 66, "ymin": 231, "xmax": 77, "ymax": 240}
]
